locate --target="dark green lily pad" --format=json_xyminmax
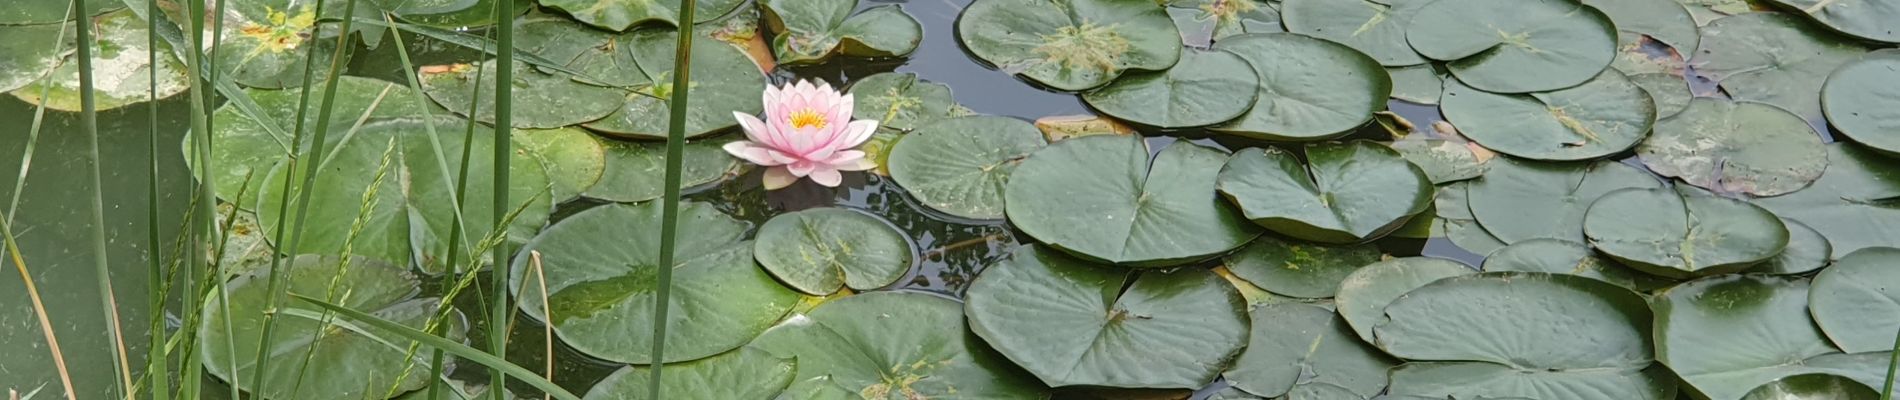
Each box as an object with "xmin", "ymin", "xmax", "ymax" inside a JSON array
[
  {"xmin": 1628, "ymin": 72, "xmax": 1692, "ymax": 118},
  {"xmin": 762, "ymin": 0, "xmax": 921, "ymax": 64},
  {"xmin": 0, "ymin": 23, "xmax": 69, "ymax": 94},
  {"xmin": 1006, "ymin": 136, "xmax": 1259, "ymax": 266},
  {"xmin": 1756, "ymin": 143, "xmax": 1900, "ymax": 260},
  {"xmin": 958, "ymin": 0, "xmax": 1182, "ymax": 91},
  {"xmin": 582, "ymin": 27, "xmax": 766, "ymax": 139},
  {"xmin": 1751, "ymin": 219, "xmax": 1831, "ymax": 275},
  {"xmin": 1405, "ymin": 0, "xmax": 1616, "ymax": 93},
  {"xmin": 1, "ymin": 0, "xmax": 119, "ymax": 24},
  {"xmin": 1823, "ymin": 50, "xmax": 1900, "ymax": 155},
  {"xmin": 517, "ymin": 127, "xmax": 606, "ymax": 203},
  {"xmin": 1223, "ymin": 303, "xmax": 1396, "ymax": 398},
  {"xmin": 888, "ymin": 116, "xmax": 1046, "ymax": 220},
  {"xmin": 1584, "ymin": 0, "xmax": 1700, "ymax": 54},
  {"xmin": 419, "ymin": 60, "xmax": 624, "ymax": 129},
  {"xmin": 580, "ymin": 347, "xmax": 796, "ymax": 400},
  {"xmin": 1083, "ymin": 48, "xmax": 1258, "ymax": 129},
  {"xmin": 751, "ymin": 291, "xmax": 1050, "ymax": 399},
  {"xmin": 1167, "ymin": 0, "xmax": 1282, "ymax": 46},
  {"xmin": 1211, "ymin": 33, "xmax": 1392, "ymax": 141},
  {"xmin": 1584, "ymin": 187, "xmax": 1788, "ymax": 278},
  {"xmin": 1389, "ymin": 137, "xmax": 1487, "ymax": 184},
  {"xmin": 1387, "ymin": 64, "xmax": 1445, "ymax": 104},
  {"xmin": 847, "ymin": 72, "xmax": 960, "ymax": 132},
  {"xmin": 1743, "ymin": 374, "xmax": 1880, "ymax": 400},
  {"xmin": 538, "ymin": 0, "xmax": 745, "ymax": 31},
  {"xmin": 1810, "ymin": 247, "xmax": 1900, "ymax": 354},
  {"xmin": 511, "ymin": 201, "xmax": 798, "ymax": 364},
  {"xmin": 1482, "ymin": 239, "xmax": 1674, "ymax": 291},
  {"xmin": 1440, "ymin": 70, "xmax": 1656, "ymax": 161},
  {"xmin": 1436, "ymin": 182, "xmax": 1510, "ymax": 255},
  {"xmin": 1467, "ymin": 157, "xmax": 1661, "ymax": 244},
  {"xmin": 965, "ymin": 245, "xmax": 1249, "ymax": 389},
  {"xmin": 12, "ymin": 9, "xmax": 189, "ymax": 112},
  {"xmin": 1637, "ymin": 98, "xmax": 1827, "ymax": 196},
  {"xmin": 1653, "ymin": 275, "xmax": 1896, "ymax": 400},
  {"xmin": 1694, "ymin": 12, "xmax": 1870, "ymax": 120},
  {"xmin": 1765, "ymin": 0, "xmax": 1900, "ymax": 43},
  {"xmin": 753, "ymin": 208, "xmax": 913, "ymax": 296},
  {"xmin": 1335, "ymin": 257, "xmax": 1474, "ymax": 344},
  {"xmin": 1282, "ymin": 0, "xmax": 1428, "ymax": 66},
  {"xmin": 1224, "ymin": 236, "xmax": 1383, "ymax": 299},
  {"xmin": 582, "ymin": 138, "xmax": 739, "ymax": 203},
  {"xmin": 202, "ymin": 76, "xmax": 440, "ymax": 208},
  {"xmin": 1218, "ymin": 141, "xmax": 1432, "ymax": 244},
  {"xmin": 199, "ymin": 255, "xmax": 463, "ymax": 400},
  {"xmin": 1376, "ymin": 272, "xmax": 1670, "ymax": 399}
]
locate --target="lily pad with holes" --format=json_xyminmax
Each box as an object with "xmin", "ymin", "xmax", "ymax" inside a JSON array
[
  {"xmin": 198, "ymin": 255, "xmax": 464, "ymax": 400},
  {"xmin": 1751, "ymin": 219, "xmax": 1831, "ymax": 275},
  {"xmin": 582, "ymin": 27, "xmax": 767, "ymax": 139},
  {"xmin": 419, "ymin": 60, "xmax": 625, "ymax": 129},
  {"xmin": 1223, "ymin": 236, "xmax": 1383, "ymax": 299},
  {"xmin": 1281, "ymin": 0, "xmax": 1428, "ymax": 66},
  {"xmin": 582, "ymin": 138, "xmax": 739, "ymax": 203},
  {"xmin": 1005, "ymin": 135, "xmax": 1259, "ymax": 267},
  {"xmin": 1387, "ymin": 64, "xmax": 1445, "ymax": 104},
  {"xmin": 1765, "ymin": 0, "xmax": 1900, "ymax": 43},
  {"xmin": 847, "ymin": 72, "xmax": 959, "ymax": 132},
  {"xmin": 1694, "ymin": 12, "xmax": 1870, "ymax": 120},
  {"xmin": 1638, "ymin": 98, "xmax": 1826, "ymax": 196},
  {"xmin": 888, "ymin": 116, "xmax": 1046, "ymax": 220},
  {"xmin": 1, "ymin": 0, "xmax": 119, "ymax": 24},
  {"xmin": 12, "ymin": 9, "xmax": 189, "ymax": 112},
  {"xmin": 1211, "ymin": 33, "xmax": 1391, "ymax": 141},
  {"xmin": 1823, "ymin": 50, "xmax": 1900, "ymax": 155},
  {"xmin": 1810, "ymin": 247, "xmax": 1900, "ymax": 354},
  {"xmin": 1390, "ymin": 138, "xmax": 1486, "ymax": 184},
  {"xmin": 958, "ymin": 0, "xmax": 1182, "ymax": 91},
  {"xmin": 1223, "ymin": 303, "xmax": 1396, "ymax": 398},
  {"xmin": 0, "ymin": 23, "xmax": 69, "ymax": 94},
  {"xmin": 965, "ymin": 245, "xmax": 1249, "ymax": 389},
  {"xmin": 1335, "ymin": 257, "xmax": 1474, "ymax": 344},
  {"xmin": 1405, "ymin": 0, "xmax": 1616, "ymax": 93},
  {"xmin": 580, "ymin": 347, "xmax": 796, "ymax": 400},
  {"xmin": 517, "ymin": 128, "xmax": 606, "ymax": 203},
  {"xmin": 1083, "ymin": 48, "xmax": 1258, "ymax": 128},
  {"xmin": 538, "ymin": 0, "xmax": 745, "ymax": 31},
  {"xmin": 761, "ymin": 0, "xmax": 921, "ymax": 64},
  {"xmin": 1440, "ymin": 70, "xmax": 1655, "ymax": 161},
  {"xmin": 751, "ymin": 291, "xmax": 1050, "ymax": 399},
  {"xmin": 1167, "ymin": 0, "xmax": 1282, "ymax": 46},
  {"xmin": 1482, "ymin": 239, "xmax": 1673, "ymax": 291},
  {"xmin": 753, "ymin": 208, "xmax": 913, "ymax": 296},
  {"xmin": 1584, "ymin": 0, "xmax": 1700, "ymax": 54},
  {"xmin": 511, "ymin": 201, "xmax": 799, "ymax": 364},
  {"xmin": 1218, "ymin": 141, "xmax": 1432, "ymax": 243},
  {"xmin": 200, "ymin": 76, "xmax": 441, "ymax": 208},
  {"xmin": 1653, "ymin": 275, "xmax": 1900, "ymax": 400},
  {"xmin": 1756, "ymin": 144, "xmax": 1900, "ymax": 260},
  {"xmin": 1466, "ymin": 157, "xmax": 1661, "ymax": 244},
  {"xmin": 1629, "ymin": 72, "xmax": 1691, "ymax": 118},
  {"xmin": 1376, "ymin": 272, "xmax": 1672, "ymax": 400},
  {"xmin": 1584, "ymin": 187, "xmax": 1788, "ymax": 278}
]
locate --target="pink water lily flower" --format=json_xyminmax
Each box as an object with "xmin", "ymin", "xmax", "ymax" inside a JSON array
[{"xmin": 726, "ymin": 80, "xmax": 880, "ymax": 190}]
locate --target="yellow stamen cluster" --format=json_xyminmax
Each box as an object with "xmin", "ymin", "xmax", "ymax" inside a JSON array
[{"xmin": 790, "ymin": 109, "xmax": 828, "ymax": 130}]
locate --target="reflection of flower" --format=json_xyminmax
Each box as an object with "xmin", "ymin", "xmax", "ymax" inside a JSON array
[{"xmin": 727, "ymin": 80, "xmax": 879, "ymax": 190}]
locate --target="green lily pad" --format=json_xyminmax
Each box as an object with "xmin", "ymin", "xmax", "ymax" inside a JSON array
[
  {"xmin": 1082, "ymin": 48, "xmax": 1258, "ymax": 128},
  {"xmin": 1751, "ymin": 218, "xmax": 1832, "ymax": 275},
  {"xmin": 1206, "ymin": 387, "xmax": 1268, "ymax": 400},
  {"xmin": 582, "ymin": 27, "xmax": 766, "ymax": 139},
  {"xmin": 1629, "ymin": 72, "xmax": 1691, "ymax": 118},
  {"xmin": 582, "ymin": 138, "xmax": 739, "ymax": 203},
  {"xmin": 400, "ymin": 0, "xmax": 531, "ymax": 28},
  {"xmin": 1466, "ymin": 157, "xmax": 1661, "ymax": 244},
  {"xmin": 887, "ymin": 116, "xmax": 1046, "ymax": 220},
  {"xmin": 1436, "ymin": 182, "xmax": 1510, "ymax": 255},
  {"xmin": 1389, "ymin": 138, "xmax": 1487, "ymax": 184},
  {"xmin": 762, "ymin": 0, "xmax": 921, "ymax": 64},
  {"xmin": 580, "ymin": 347, "xmax": 796, "ymax": 400},
  {"xmin": 1218, "ymin": 141, "xmax": 1433, "ymax": 244},
  {"xmin": 200, "ymin": 1, "xmax": 343, "ymax": 89},
  {"xmin": 1335, "ymin": 257, "xmax": 1474, "ymax": 344},
  {"xmin": 847, "ymin": 72, "xmax": 960, "ymax": 132},
  {"xmin": 1006, "ymin": 136, "xmax": 1259, "ymax": 266},
  {"xmin": 774, "ymin": 376, "xmax": 855, "ymax": 400},
  {"xmin": 517, "ymin": 127, "xmax": 606, "ymax": 203},
  {"xmin": 1584, "ymin": 187, "xmax": 1788, "ymax": 278},
  {"xmin": 1405, "ymin": 0, "xmax": 1616, "ymax": 93},
  {"xmin": 1211, "ymin": 33, "xmax": 1392, "ymax": 141},
  {"xmin": 750, "ymin": 291, "xmax": 1050, "ymax": 399},
  {"xmin": 1583, "ymin": 0, "xmax": 1700, "ymax": 54},
  {"xmin": 0, "ymin": 23, "xmax": 69, "ymax": 94},
  {"xmin": 753, "ymin": 208, "xmax": 913, "ymax": 296},
  {"xmin": 1281, "ymin": 0, "xmax": 1428, "ymax": 66},
  {"xmin": 199, "ymin": 255, "xmax": 463, "ymax": 400},
  {"xmin": 1810, "ymin": 247, "xmax": 1900, "ymax": 354},
  {"xmin": 1742, "ymin": 374, "xmax": 1881, "ymax": 400},
  {"xmin": 1637, "ymin": 98, "xmax": 1827, "ymax": 196},
  {"xmin": 512, "ymin": 201, "xmax": 798, "ymax": 364},
  {"xmin": 958, "ymin": 0, "xmax": 1182, "ymax": 91},
  {"xmin": 1610, "ymin": 34, "xmax": 1688, "ymax": 76},
  {"xmin": 1756, "ymin": 143, "xmax": 1900, "ymax": 260},
  {"xmin": 1823, "ymin": 50, "xmax": 1900, "ymax": 155},
  {"xmin": 1482, "ymin": 239, "xmax": 1674, "ymax": 291},
  {"xmin": 1223, "ymin": 303, "xmax": 1397, "ymax": 398},
  {"xmin": 419, "ymin": 60, "xmax": 625, "ymax": 129},
  {"xmin": 1, "ymin": 0, "xmax": 119, "ymax": 24},
  {"xmin": 1224, "ymin": 236, "xmax": 1383, "ymax": 299},
  {"xmin": 1440, "ymin": 70, "xmax": 1656, "ymax": 161},
  {"xmin": 201, "ymin": 76, "xmax": 441, "ymax": 208},
  {"xmin": 1167, "ymin": 0, "xmax": 1282, "ymax": 46},
  {"xmin": 12, "ymin": 9, "xmax": 189, "ymax": 112},
  {"xmin": 965, "ymin": 245, "xmax": 1249, "ymax": 389},
  {"xmin": 1376, "ymin": 272, "xmax": 1671, "ymax": 400},
  {"xmin": 1694, "ymin": 12, "xmax": 1870, "ymax": 120},
  {"xmin": 1653, "ymin": 275, "xmax": 1895, "ymax": 400},
  {"xmin": 1764, "ymin": 0, "xmax": 1900, "ymax": 43},
  {"xmin": 1387, "ymin": 64, "xmax": 1445, "ymax": 104},
  {"xmin": 538, "ymin": 0, "xmax": 745, "ymax": 31}
]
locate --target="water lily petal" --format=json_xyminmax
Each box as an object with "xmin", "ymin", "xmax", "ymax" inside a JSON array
[
  {"xmin": 808, "ymin": 165, "xmax": 843, "ymax": 187},
  {"xmin": 733, "ymin": 111, "xmax": 773, "ymax": 146},
  {"xmin": 763, "ymin": 166, "xmax": 797, "ymax": 190},
  {"xmin": 723, "ymin": 141, "xmax": 790, "ymax": 166},
  {"xmin": 838, "ymin": 119, "xmax": 880, "ymax": 149},
  {"xmin": 788, "ymin": 160, "xmax": 817, "ymax": 177}
]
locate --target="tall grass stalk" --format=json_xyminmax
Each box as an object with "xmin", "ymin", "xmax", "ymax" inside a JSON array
[
  {"xmin": 1, "ymin": 215, "xmax": 74, "ymax": 399},
  {"xmin": 69, "ymin": 0, "xmax": 138, "ymax": 395},
  {"xmin": 3, "ymin": 5, "xmax": 74, "ymax": 398},
  {"xmin": 649, "ymin": 2, "xmax": 702, "ymax": 396},
  {"xmin": 143, "ymin": 0, "xmax": 171, "ymax": 395},
  {"xmin": 184, "ymin": 0, "xmax": 232, "ymax": 395},
  {"xmin": 489, "ymin": 0, "xmax": 518, "ymax": 395},
  {"xmin": 1883, "ymin": 328, "xmax": 1899, "ymax": 399}
]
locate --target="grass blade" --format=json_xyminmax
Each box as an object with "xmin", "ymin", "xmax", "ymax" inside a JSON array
[
  {"xmin": 289, "ymin": 294, "xmax": 584, "ymax": 400},
  {"xmin": 340, "ymin": 18, "xmax": 607, "ymax": 84},
  {"xmin": 0, "ymin": 215, "xmax": 74, "ymax": 399},
  {"xmin": 650, "ymin": 3, "xmax": 701, "ymax": 397},
  {"xmin": 489, "ymin": 0, "xmax": 517, "ymax": 395},
  {"xmin": 69, "ymin": 0, "xmax": 138, "ymax": 395},
  {"xmin": 143, "ymin": 0, "xmax": 171, "ymax": 396},
  {"xmin": 1884, "ymin": 327, "xmax": 1899, "ymax": 399}
]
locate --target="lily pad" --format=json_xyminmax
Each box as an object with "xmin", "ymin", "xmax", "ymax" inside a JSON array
[
  {"xmin": 958, "ymin": 0, "xmax": 1182, "ymax": 91},
  {"xmin": 582, "ymin": 138, "xmax": 739, "ymax": 203},
  {"xmin": 1584, "ymin": 187, "xmax": 1789, "ymax": 278},
  {"xmin": 517, "ymin": 127, "xmax": 606, "ymax": 203},
  {"xmin": 202, "ymin": 1, "xmax": 343, "ymax": 89},
  {"xmin": 1584, "ymin": 0, "xmax": 1700, "ymax": 54},
  {"xmin": 887, "ymin": 116, "xmax": 1046, "ymax": 220},
  {"xmin": 753, "ymin": 208, "xmax": 913, "ymax": 296},
  {"xmin": 1281, "ymin": 0, "xmax": 1428, "ymax": 66},
  {"xmin": 419, "ymin": 60, "xmax": 625, "ymax": 129},
  {"xmin": 1742, "ymin": 374, "xmax": 1880, "ymax": 400},
  {"xmin": 1436, "ymin": 182, "xmax": 1509, "ymax": 255},
  {"xmin": 1334, "ymin": 257, "xmax": 1474, "ymax": 344},
  {"xmin": 1376, "ymin": 272, "xmax": 1671, "ymax": 400},
  {"xmin": 1082, "ymin": 48, "xmax": 1258, "ymax": 129},
  {"xmin": 1387, "ymin": 64, "xmax": 1445, "ymax": 104},
  {"xmin": 1223, "ymin": 303, "xmax": 1396, "ymax": 398},
  {"xmin": 1694, "ymin": 12, "xmax": 1870, "ymax": 120},
  {"xmin": 1, "ymin": 0, "xmax": 119, "ymax": 24},
  {"xmin": 1167, "ymin": 0, "xmax": 1282, "ymax": 46},
  {"xmin": 1005, "ymin": 136, "xmax": 1259, "ymax": 266},
  {"xmin": 1466, "ymin": 157, "xmax": 1661, "ymax": 244},
  {"xmin": 1218, "ymin": 141, "xmax": 1432, "ymax": 244},
  {"xmin": 1224, "ymin": 236, "xmax": 1383, "ymax": 299},
  {"xmin": 12, "ymin": 9, "xmax": 189, "ymax": 112},
  {"xmin": 1810, "ymin": 247, "xmax": 1900, "ymax": 354},
  {"xmin": 1823, "ymin": 50, "xmax": 1900, "ymax": 155},
  {"xmin": 964, "ymin": 245, "xmax": 1249, "ymax": 389},
  {"xmin": 774, "ymin": 377, "xmax": 855, "ymax": 400},
  {"xmin": 1439, "ymin": 70, "xmax": 1656, "ymax": 161},
  {"xmin": 762, "ymin": 0, "xmax": 921, "ymax": 64},
  {"xmin": 199, "ymin": 255, "xmax": 463, "ymax": 400},
  {"xmin": 1764, "ymin": 0, "xmax": 1900, "ymax": 43},
  {"xmin": 1389, "ymin": 138, "xmax": 1487, "ymax": 184},
  {"xmin": 1756, "ymin": 143, "xmax": 1900, "ymax": 260},
  {"xmin": 582, "ymin": 27, "xmax": 767, "ymax": 139},
  {"xmin": 847, "ymin": 72, "xmax": 960, "ymax": 132},
  {"xmin": 1481, "ymin": 239, "xmax": 1674, "ymax": 291},
  {"xmin": 201, "ymin": 76, "xmax": 440, "ymax": 209},
  {"xmin": 538, "ymin": 0, "xmax": 745, "ymax": 31},
  {"xmin": 1211, "ymin": 33, "xmax": 1392, "ymax": 141},
  {"xmin": 1611, "ymin": 34, "xmax": 1689, "ymax": 76},
  {"xmin": 580, "ymin": 347, "xmax": 796, "ymax": 400},
  {"xmin": 1652, "ymin": 275, "xmax": 1895, "ymax": 400},
  {"xmin": 1751, "ymin": 218, "xmax": 1832, "ymax": 275},
  {"xmin": 400, "ymin": 0, "xmax": 531, "ymax": 28},
  {"xmin": 1405, "ymin": 0, "xmax": 1616, "ymax": 93},
  {"xmin": 750, "ymin": 291, "xmax": 1050, "ymax": 399},
  {"xmin": 1637, "ymin": 98, "xmax": 1827, "ymax": 196},
  {"xmin": 0, "ymin": 23, "xmax": 69, "ymax": 94},
  {"xmin": 1629, "ymin": 72, "xmax": 1691, "ymax": 118}
]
